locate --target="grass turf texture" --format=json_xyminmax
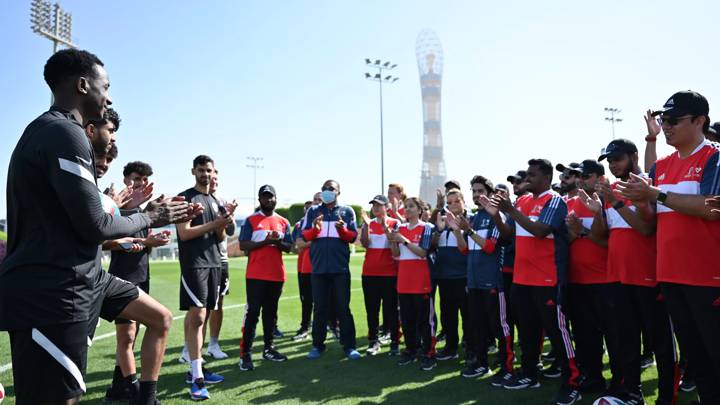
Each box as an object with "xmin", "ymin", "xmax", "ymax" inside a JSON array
[{"xmin": 0, "ymin": 255, "xmax": 696, "ymax": 404}]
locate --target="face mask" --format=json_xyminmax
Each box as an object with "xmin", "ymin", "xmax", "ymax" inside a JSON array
[{"xmin": 320, "ymin": 190, "xmax": 337, "ymax": 204}]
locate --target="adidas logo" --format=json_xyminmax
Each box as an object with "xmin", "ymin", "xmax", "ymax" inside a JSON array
[
  {"xmin": 666, "ymin": 98, "xmax": 674, "ymax": 106},
  {"xmin": 712, "ymin": 297, "xmax": 720, "ymax": 307},
  {"xmin": 658, "ymin": 173, "xmax": 666, "ymax": 181}
]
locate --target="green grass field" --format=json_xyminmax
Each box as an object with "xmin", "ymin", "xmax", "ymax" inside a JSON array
[{"xmin": 0, "ymin": 256, "xmax": 696, "ymax": 404}]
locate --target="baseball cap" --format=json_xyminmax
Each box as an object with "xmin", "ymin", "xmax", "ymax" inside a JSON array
[
  {"xmin": 598, "ymin": 138, "xmax": 638, "ymax": 161},
  {"xmin": 506, "ymin": 170, "xmax": 527, "ymax": 183},
  {"xmin": 555, "ymin": 162, "xmax": 581, "ymax": 174},
  {"xmin": 258, "ymin": 184, "xmax": 276, "ymax": 197},
  {"xmin": 577, "ymin": 159, "xmax": 605, "ymax": 176},
  {"xmin": 651, "ymin": 90, "xmax": 709, "ymax": 118},
  {"xmin": 368, "ymin": 194, "xmax": 389, "ymax": 205},
  {"xmin": 444, "ymin": 179, "xmax": 461, "ymax": 189}
]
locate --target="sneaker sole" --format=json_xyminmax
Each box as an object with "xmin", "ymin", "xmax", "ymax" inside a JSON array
[
  {"xmin": 421, "ymin": 364, "xmax": 437, "ymax": 371},
  {"xmin": 263, "ymin": 357, "xmax": 288, "ymax": 362},
  {"xmin": 190, "ymin": 395, "xmax": 210, "ymax": 401},
  {"xmin": 504, "ymin": 382, "xmax": 541, "ymax": 390}
]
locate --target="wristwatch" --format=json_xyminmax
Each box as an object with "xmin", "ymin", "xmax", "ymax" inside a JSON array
[
  {"xmin": 612, "ymin": 201, "xmax": 625, "ymax": 210},
  {"xmin": 657, "ymin": 191, "xmax": 668, "ymax": 205}
]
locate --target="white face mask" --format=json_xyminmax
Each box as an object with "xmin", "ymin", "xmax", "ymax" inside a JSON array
[{"xmin": 320, "ymin": 190, "xmax": 337, "ymax": 204}]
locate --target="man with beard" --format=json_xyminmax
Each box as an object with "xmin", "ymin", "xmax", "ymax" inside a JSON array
[
  {"xmin": 0, "ymin": 49, "xmax": 195, "ymax": 405},
  {"xmin": 619, "ymin": 90, "xmax": 720, "ymax": 405},
  {"xmin": 492, "ymin": 159, "xmax": 581, "ymax": 405},
  {"xmin": 238, "ymin": 185, "xmax": 293, "ymax": 370},
  {"xmin": 579, "ymin": 139, "xmax": 678, "ymax": 404},
  {"xmin": 177, "ymin": 155, "xmax": 234, "ymax": 400},
  {"xmin": 555, "ymin": 162, "xmax": 581, "ymax": 199}
]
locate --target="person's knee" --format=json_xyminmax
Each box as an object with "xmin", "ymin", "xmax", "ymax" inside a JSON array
[
  {"xmin": 116, "ymin": 325, "xmax": 135, "ymax": 348},
  {"xmin": 187, "ymin": 308, "xmax": 206, "ymax": 329}
]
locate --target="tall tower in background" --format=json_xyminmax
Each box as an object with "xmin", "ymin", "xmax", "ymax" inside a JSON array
[{"xmin": 416, "ymin": 29, "xmax": 446, "ymax": 204}]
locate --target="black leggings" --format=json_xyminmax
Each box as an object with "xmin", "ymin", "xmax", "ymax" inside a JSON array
[
  {"xmin": 399, "ymin": 293, "xmax": 436, "ymax": 357},
  {"xmin": 435, "ymin": 278, "xmax": 468, "ymax": 351},
  {"xmin": 298, "ymin": 273, "xmax": 313, "ymax": 330},
  {"xmin": 362, "ymin": 276, "xmax": 399, "ymax": 343}
]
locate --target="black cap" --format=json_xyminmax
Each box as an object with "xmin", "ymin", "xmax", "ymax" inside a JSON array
[
  {"xmin": 555, "ymin": 162, "xmax": 581, "ymax": 174},
  {"xmin": 712, "ymin": 122, "xmax": 720, "ymax": 133},
  {"xmin": 258, "ymin": 184, "xmax": 276, "ymax": 197},
  {"xmin": 495, "ymin": 183, "xmax": 508, "ymax": 191},
  {"xmin": 506, "ymin": 170, "xmax": 527, "ymax": 183},
  {"xmin": 598, "ymin": 138, "xmax": 638, "ymax": 161},
  {"xmin": 652, "ymin": 90, "xmax": 709, "ymax": 118},
  {"xmin": 444, "ymin": 179, "xmax": 461, "ymax": 190},
  {"xmin": 577, "ymin": 159, "xmax": 605, "ymax": 176},
  {"xmin": 368, "ymin": 194, "xmax": 389, "ymax": 205}
]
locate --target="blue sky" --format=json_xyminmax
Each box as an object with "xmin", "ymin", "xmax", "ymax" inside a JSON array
[{"xmin": 2, "ymin": 0, "xmax": 718, "ymax": 217}]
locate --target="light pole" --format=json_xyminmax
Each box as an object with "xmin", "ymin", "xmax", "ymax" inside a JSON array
[
  {"xmin": 365, "ymin": 59, "xmax": 399, "ymax": 195},
  {"xmin": 30, "ymin": 0, "xmax": 76, "ymax": 53},
  {"xmin": 604, "ymin": 107, "xmax": 623, "ymax": 140},
  {"xmin": 246, "ymin": 156, "xmax": 263, "ymax": 200}
]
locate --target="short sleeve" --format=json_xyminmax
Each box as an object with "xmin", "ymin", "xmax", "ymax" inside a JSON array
[
  {"xmin": 700, "ymin": 149, "xmax": 720, "ymax": 195},
  {"xmin": 538, "ymin": 196, "xmax": 567, "ymax": 230},
  {"xmin": 239, "ymin": 218, "xmax": 253, "ymax": 241}
]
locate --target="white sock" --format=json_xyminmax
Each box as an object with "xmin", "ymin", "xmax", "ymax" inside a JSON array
[
  {"xmin": 191, "ymin": 359, "xmax": 204, "ymax": 381},
  {"xmin": 209, "ymin": 337, "xmax": 219, "ymax": 347}
]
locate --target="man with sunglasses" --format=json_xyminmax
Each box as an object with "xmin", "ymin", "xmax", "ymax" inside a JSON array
[
  {"xmin": 555, "ymin": 163, "xmax": 581, "ymax": 200},
  {"xmin": 302, "ymin": 180, "xmax": 361, "ymax": 360},
  {"xmin": 618, "ymin": 90, "xmax": 720, "ymax": 404}
]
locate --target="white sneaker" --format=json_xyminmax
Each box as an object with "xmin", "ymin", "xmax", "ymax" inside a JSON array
[{"xmin": 207, "ymin": 344, "xmax": 229, "ymax": 360}]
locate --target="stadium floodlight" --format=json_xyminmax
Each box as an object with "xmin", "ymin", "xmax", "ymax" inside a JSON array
[
  {"xmin": 364, "ymin": 58, "xmax": 399, "ymax": 194},
  {"xmin": 246, "ymin": 156, "xmax": 264, "ymax": 201},
  {"xmin": 30, "ymin": 0, "xmax": 76, "ymax": 53},
  {"xmin": 604, "ymin": 107, "xmax": 623, "ymax": 140}
]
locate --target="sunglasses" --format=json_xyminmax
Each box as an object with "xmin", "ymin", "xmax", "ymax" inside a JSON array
[
  {"xmin": 658, "ymin": 115, "xmax": 693, "ymax": 126},
  {"xmin": 580, "ymin": 173, "xmax": 593, "ymax": 180}
]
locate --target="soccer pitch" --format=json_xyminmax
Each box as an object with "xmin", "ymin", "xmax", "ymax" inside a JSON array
[{"xmin": 0, "ymin": 256, "xmax": 694, "ymax": 404}]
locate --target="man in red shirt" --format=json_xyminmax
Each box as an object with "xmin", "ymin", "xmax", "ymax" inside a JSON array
[
  {"xmin": 492, "ymin": 159, "xmax": 581, "ymax": 405},
  {"xmin": 238, "ymin": 185, "xmax": 293, "ymax": 371},
  {"xmin": 565, "ymin": 160, "xmax": 622, "ymax": 394},
  {"xmin": 619, "ymin": 90, "xmax": 720, "ymax": 404}
]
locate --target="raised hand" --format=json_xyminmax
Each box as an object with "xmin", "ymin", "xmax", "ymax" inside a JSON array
[
  {"xmin": 478, "ymin": 195, "xmax": 498, "ymax": 216},
  {"xmin": 644, "ymin": 109, "xmax": 661, "ymax": 141},
  {"xmin": 565, "ymin": 213, "xmax": 583, "ymax": 235},
  {"xmin": 617, "ymin": 173, "xmax": 654, "ymax": 202},
  {"xmin": 445, "ymin": 211, "xmax": 460, "ymax": 231},
  {"xmin": 706, "ymin": 196, "xmax": 720, "ymax": 214},
  {"xmin": 436, "ymin": 188, "xmax": 445, "ymax": 209},
  {"xmin": 224, "ymin": 199, "xmax": 238, "ymax": 217},
  {"xmin": 145, "ymin": 194, "xmax": 196, "ymax": 227},
  {"xmin": 456, "ymin": 215, "xmax": 471, "ymax": 232},
  {"xmin": 594, "ymin": 178, "xmax": 617, "ymax": 204},
  {"xmin": 113, "ymin": 186, "xmax": 133, "ymax": 208},
  {"xmin": 492, "ymin": 193, "xmax": 512, "ymax": 213},
  {"xmin": 335, "ymin": 216, "xmax": 346, "ymax": 232},
  {"xmin": 436, "ymin": 214, "xmax": 446, "ymax": 231},
  {"xmin": 313, "ymin": 214, "xmax": 324, "ymax": 232},
  {"xmin": 121, "ymin": 182, "xmax": 155, "ymax": 210},
  {"xmin": 144, "ymin": 229, "xmax": 171, "ymax": 247},
  {"xmin": 578, "ymin": 189, "xmax": 603, "ymax": 213},
  {"xmin": 360, "ymin": 209, "xmax": 372, "ymax": 225}
]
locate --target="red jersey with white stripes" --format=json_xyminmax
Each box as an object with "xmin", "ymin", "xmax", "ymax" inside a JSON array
[
  {"xmin": 239, "ymin": 211, "xmax": 292, "ymax": 282},
  {"xmin": 652, "ymin": 140, "xmax": 720, "ymax": 287},
  {"xmin": 396, "ymin": 221, "xmax": 433, "ymax": 294},
  {"xmin": 362, "ymin": 217, "xmax": 399, "ymax": 277},
  {"xmin": 513, "ymin": 190, "xmax": 569, "ymax": 287},
  {"xmin": 566, "ymin": 197, "xmax": 611, "ymax": 284}
]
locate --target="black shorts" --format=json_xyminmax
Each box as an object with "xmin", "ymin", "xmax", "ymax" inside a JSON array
[
  {"xmin": 115, "ymin": 279, "xmax": 150, "ymax": 325},
  {"xmin": 219, "ymin": 261, "xmax": 230, "ymax": 296},
  {"xmin": 180, "ymin": 267, "xmax": 221, "ymax": 311},
  {"xmin": 9, "ymin": 321, "xmax": 89, "ymax": 404},
  {"xmin": 88, "ymin": 271, "xmax": 141, "ymax": 339}
]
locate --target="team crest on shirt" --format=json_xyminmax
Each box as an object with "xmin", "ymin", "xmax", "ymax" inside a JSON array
[
  {"xmin": 530, "ymin": 205, "xmax": 543, "ymax": 215},
  {"xmin": 683, "ymin": 166, "xmax": 702, "ymax": 179}
]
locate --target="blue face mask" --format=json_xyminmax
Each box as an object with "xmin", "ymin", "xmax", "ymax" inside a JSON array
[{"xmin": 320, "ymin": 190, "xmax": 337, "ymax": 204}]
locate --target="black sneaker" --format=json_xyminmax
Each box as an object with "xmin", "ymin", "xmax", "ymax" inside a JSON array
[
  {"xmin": 640, "ymin": 353, "xmax": 655, "ymax": 369},
  {"xmin": 436, "ymin": 348, "xmax": 459, "ymax": 361},
  {"xmin": 490, "ymin": 371, "xmax": 514, "ymax": 387},
  {"xmin": 680, "ymin": 377, "xmax": 696, "ymax": 392},
  {"xmin": 554, "ymin": 385, "xmax": 581, "ymax": 405},
  {"xmin": 239, "ymin": 354, "xmax": 254, "ymax": 371},
  {"xmin": 541, "ymin": 351, "xmax": 556, "ymax": 363},
  {"xmin": 379, "ymin": 332, "xmax": 391, "ymax": 345},
  {"xmin": 503, "ymin": 374, "xmax": 540, "ymax": 390},
  {"xmin": 366, "ymin": 341, "xmax": 381, "ymax": 356},
  {"xmin": 461, "ymin": 362, "xmax": 489, "ymax": 378},
  {"xmin": 388, "ymin": 342, "xmax": 400, "ymax": 356},
  {"xmin": 263, "ymin": 347, "xmax": 288, "ymax": 362},
  {"xmin": 541, "ymin": 364, "xmax": 562, "ymax": 378},
  {"xmin": 398, "ymin": 350, "xmax": 417, "ymax": 366},
  {"xmin": 272, "ymin": 327, "xmax": 284, "ymax": 339},
  {"xmin": 622, "ymin": 391, "xmax": 645, "ymax": 405},
  {"xmin": 420, "ymin": 356, "xmax": 437, "ymax": 371},
  {"xmin": 292, "ymin": 328, "xmax": 309, "ymax": 341},
  {"xmin": 105, "ymin": 384, "xmax": 131, "ymax": 401}
]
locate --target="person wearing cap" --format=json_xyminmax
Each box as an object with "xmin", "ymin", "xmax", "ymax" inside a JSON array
[
  {"xmin": 578, "ymin": 139, "xmax": 678, "ymax": 404},
  {"xmin": 302, "ymin": 180, "xmax": 361, "ymax": 360},
  {"xmin": 431, "ymin": 188, "xmax": 470, "ymax": 362},
  {"xmin": 618, "ymin": 90, "xmax": 720, "ymax": 404},
  {"xmin": 359, "ymin": 195, "xmax": 401, "ymax": 356},
  {"xmin": 563, "ymin": 159, "xmax": 623, "ymax": 394},
  {"xmin": 506, "ymin": 170, "xmax": 529, "ymax": 198},
  {"xmin": 238, "ymin": 185, "xmax": 293, "ymax": 370},
  {"xmin": 490, "ymin": 158, "xmax": 581, "ymax": 404},
  {"xmin": 455, "ymin": 175, "xmax": 516, "ymax": 383},
  {"xmin": 433, "ymin": 179, "xmax": 462, "ymax": 211},
  {"xmin": 555, "ymin": 163, "xmax": 582, "ymax": 200}
]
